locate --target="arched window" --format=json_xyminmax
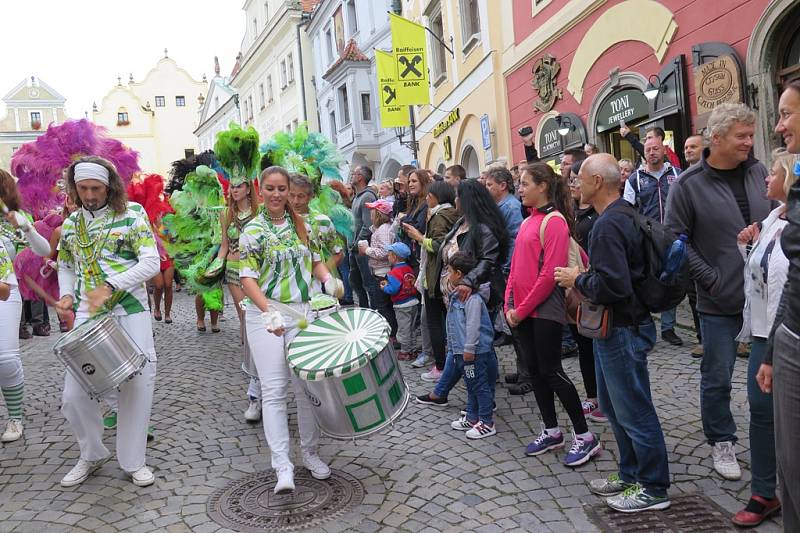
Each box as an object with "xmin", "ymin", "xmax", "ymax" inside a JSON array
[
  {"xmin": 461, "ymin": 145, "xmax": 480, "ymax": 179},
  {"xmin": 779, "ymin": 26, "xmax": 800, "ymax": 84}
]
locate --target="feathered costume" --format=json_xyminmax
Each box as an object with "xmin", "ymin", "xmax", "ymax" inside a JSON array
[
  {"xmin": 127, "ymin": 174, "xmax": 174, "ymax": 269},
  {"xmin": 9, "ymin": 119, "xmax": 139, "ymax": 305},
  {"xmin": 10, "ymin": 119, "xmax": 139, "ymax": 219},
  {"xmin": 161, "ymin": 159, "xmax": 225, "ymax": 311},
  {"xmin": 260, "ymin": 124, "xmax": 354, "ymax": 258}
]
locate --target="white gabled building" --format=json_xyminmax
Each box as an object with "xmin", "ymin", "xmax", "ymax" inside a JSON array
[
  {"xmin": 196, "ymin": 57, "xmax": 240, "ymax": 153},
  {"xmin": 306, "ymin": 0, "xmax": 412, "ymax": 181},
  {"xmin": 230, "ymin": 0, "xmax": 319, "ymax": 142}
]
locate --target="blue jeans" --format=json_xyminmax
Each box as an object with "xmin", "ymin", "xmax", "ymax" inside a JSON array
[
  {"xmin": 698, "ymin": 313, "xmax": 741, "ymax": 444},
  {"xmin": 660, "ymin": 307, "xmax": 676, "ymax": 332},
  {"xmin": 748, "ymin": 337, "xmax": 776, "ymax": 499},
  {"xmin": 348, "ymin": 252, "xmax": 378, "ymax": 309},
  {"xmin": 338, "ymin": 249, "xmax": 353, "ymax": 303},
  {"xmin": 434, "ymin": 350, "xmax": 462, "ymax": 399},
  {"xmin": 594, "ymin": 320, "xmax": 670, "ymax": 496},
  {"xmin": 458, "ymin": 352, "xmax": 497, "ymax": 426}
]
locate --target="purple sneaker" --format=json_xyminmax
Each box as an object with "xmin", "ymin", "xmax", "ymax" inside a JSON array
[
  {"xmin": 564, "ymin": 433, "xmax": 602, "ymax": 467},
  {"xmin": 525, "ymin": 429, "xmax": 564, "ymax": 456}
]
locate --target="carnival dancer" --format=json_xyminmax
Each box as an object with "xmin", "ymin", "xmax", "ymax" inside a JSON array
[
  {"xmin": 240, "ymin": 165, "xmax": 343, "ymax": 494},
  {"xmin": 214, "ymin": 124, "xmax": 262, "ymax": 422},
  {"xmin": 55, "ymin": 156, "xmax": 159, "ymax": 487},
  {"xmin": 0, "ymin": 169, "xmax": 52, "ymax": 442}
]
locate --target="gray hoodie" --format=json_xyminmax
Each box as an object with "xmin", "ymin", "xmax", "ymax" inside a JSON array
[{"xmin": 665, "ymin": 149, "xmax": 774, "ymax": 315}]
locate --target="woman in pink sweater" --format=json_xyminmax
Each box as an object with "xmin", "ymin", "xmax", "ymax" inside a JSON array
[{"xmin": 506, "ymin": 162, "xmax": 600, "ymax": 467}]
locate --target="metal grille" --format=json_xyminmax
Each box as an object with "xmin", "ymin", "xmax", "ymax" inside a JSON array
[
  {"xmin": 585, "ymin": 493, "xmax": 737, "ymax": 532},
  {"xmin": 207, "ymin": 469, "xmax": 364, "ymax": 532}
]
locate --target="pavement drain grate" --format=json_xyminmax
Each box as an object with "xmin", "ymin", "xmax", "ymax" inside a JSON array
[
  {"xmin": 207, "ymin": 469, "xmax": 364, "ymax": 532},
  {"xmin": 584, "ymin": 493, "xmax": 737, "ymax": 532}
]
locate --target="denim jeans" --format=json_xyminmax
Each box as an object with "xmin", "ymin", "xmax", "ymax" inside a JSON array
[
  {"xmin": 348, "ymin": 252, "xmax": 378, "ymax": 309},
  {"xmin": 773, "ymin": 323, "xmax": 800, "ymax": 531},
  {"xmin": 434, "ymin": 350, "xmax": 462, "ymax": 399},
  {"xmin": 338, "ymin": 249, "xmax": 353, "ymax": 303},
  {"xmin": 594, "ymin": 320, "xmax": 670, "ymax": 496},
  {"xmin": 660, "ymin": 307, "xmax": 676, "ymax": 332},
  {"xmin": 458, "ymin": 351, "xmax": 497, "ymax": 426},
  {"xmin": 747, "ymin": 337, "xmax": 776, "ymax": 499},
  {"xmin": 698, "ymin": 313, "xmax": 741, "ymax": 445},
  {"xmin": 371, "ymin": 276, "xmax": 397, "ymax": 337}
]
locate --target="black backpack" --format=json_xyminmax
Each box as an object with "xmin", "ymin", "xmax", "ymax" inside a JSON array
[{"xmin": 611, "ymin": 203, "xmax": 689, "ymax": 313}]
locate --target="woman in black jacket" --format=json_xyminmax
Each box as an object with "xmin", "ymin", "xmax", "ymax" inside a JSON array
[{"xmin": 416, "ymin": 179, "xmax": 508, "ymax": 398}]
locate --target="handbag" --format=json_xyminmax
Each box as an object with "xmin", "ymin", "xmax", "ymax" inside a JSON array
[{"xmin": 576, "ymin": 300, "xmax": 612, "ymax": 339}]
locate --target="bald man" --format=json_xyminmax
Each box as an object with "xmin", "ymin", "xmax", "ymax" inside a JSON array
[
  {"xmin": 555, "ymin": 153, "xmax": 670, "ymax": 513},
  {"xmin": 683, "ymin": 135, "xmax": 704, "ymax": 166}
]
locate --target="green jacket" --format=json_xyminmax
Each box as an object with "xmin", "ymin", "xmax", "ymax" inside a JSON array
[{"xmin": 423, "ymin": 205, "xmax": 459, "ymax": 298}]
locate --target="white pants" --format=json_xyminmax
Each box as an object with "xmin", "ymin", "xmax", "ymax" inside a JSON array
[
  {"xmin": 245, "ymin": 302, "xmax": 320, "ymax": 470},
  {"xmin": 61, "ymin": 312, "xmax": 157, "ymax": 472},
  {"xmin": 0, "ymin": 287, "xmax": 23, "ymax": 388}
]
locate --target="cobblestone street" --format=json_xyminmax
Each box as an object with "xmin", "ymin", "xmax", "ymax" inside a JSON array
[{"xmin": 0, "ymin": 293, "xmax": 784, "ymax": 532}]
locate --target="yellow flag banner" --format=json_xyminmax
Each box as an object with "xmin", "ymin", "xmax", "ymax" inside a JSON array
[
  {"xmin": 375, "ymin": 49, "xmax": 410, "ymax": 128},
  {"xmin": 389, "ymin": 13, "xmax": 430, "ymax": 106}
]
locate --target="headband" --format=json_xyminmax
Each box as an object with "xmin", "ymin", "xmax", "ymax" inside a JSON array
[{"xmin": 74, "ymin": 162, "xmax": 110, "ymax": 185}]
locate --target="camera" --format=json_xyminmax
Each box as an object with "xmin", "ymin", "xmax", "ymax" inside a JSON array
[{"xmin": 518, "ymin": 126, "xmax": 533, "ymax": 137}]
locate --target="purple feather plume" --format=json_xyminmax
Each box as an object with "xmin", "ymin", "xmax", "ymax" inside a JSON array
[
  {"xmin": 10, "ymin": 119, "xmax": 139, "ymax": 219},
  {"xmin": 13, "ymin": 213, "xmax": 63, "ymax": 301}
]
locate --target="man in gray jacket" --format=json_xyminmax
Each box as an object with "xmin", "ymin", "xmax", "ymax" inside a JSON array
[
  {"xmin": 665, "ymin": 103, "xmax": 773, "ymax": 482},
  {"xmin": 349, "ymin": 165, "xmax": 378, "ymax": 308}
]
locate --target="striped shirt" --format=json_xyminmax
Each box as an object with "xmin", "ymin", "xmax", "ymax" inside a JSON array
[
  {"xmin": 58, "ymin": 202, "xmax": 158, "ymax": 316},
  {"xmin": 305, "ymin": 211, "xmax": 343, "ymax": 258},
  {"xmin": 239, "ymin": 213, "xmax": 320, "ymax": 304},
  {"xmin": 0, "ymin": 242, "xmax": 17, "ymax": 286}
]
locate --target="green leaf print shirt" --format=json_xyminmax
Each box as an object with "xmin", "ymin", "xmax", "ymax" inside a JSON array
[
  {"xmin": 0, "ymin": 241, "xmax": 18, "ymax": 287},
  {"xmin": 239, "ymin": 213, "xmax": 321, "ymax": 304}
]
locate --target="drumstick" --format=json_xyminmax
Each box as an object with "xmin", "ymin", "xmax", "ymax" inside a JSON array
[
  {"xmin": 23, "ymin": 275, "xmax": 58, "ymax": 307},
  {"xmin": 267, "ymin": 301, "xmax": 309, "ymax": 329}
]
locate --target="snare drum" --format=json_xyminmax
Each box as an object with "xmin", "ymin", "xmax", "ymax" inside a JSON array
[
  {"xmin": 53, "ymin": 314, "xmax": 146, "ymax": 398},
  {"xmin": 287, "ymin": 308, "xmax": 409, "ymax": 439}
]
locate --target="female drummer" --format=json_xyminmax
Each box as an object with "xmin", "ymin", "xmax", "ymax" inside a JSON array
[
  {"xmin": 240, "ymin": 166, "xmax": 341, "ymax": 494},
  {"xmin": 216, "ymin": 175, "xmax": 260, "ymax": 422},
  {"xmin": 0, "ymin": 169, "xmax": 52, "ymax": 442}
]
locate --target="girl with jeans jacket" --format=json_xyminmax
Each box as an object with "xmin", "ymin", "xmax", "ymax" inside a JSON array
[
  {"xmin": 506, "ymin": 163, "xmax": 600, "ymax": 467},
  {"xmin": 731, "ymin": 150, "xmax": 797, "ymax": 527}
]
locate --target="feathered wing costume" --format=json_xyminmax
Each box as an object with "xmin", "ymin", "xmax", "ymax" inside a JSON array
[
  {"xmin": 260, "ymin": 124, "xmax": 354, "ymax": 263},
  {"xmin": 9, "ymin": 119, "xmax": 139, "ymax": 305},
  {"xmin": 10, "ymin": 119, "xmax": 139, "ymax": 219},
  {"xmin": 127, "ymin": 174, "xmax": 174, "ymax": 263},
  {"xmin": 161, "ymin": 164, "xmax": 225, "ymax": 311}
]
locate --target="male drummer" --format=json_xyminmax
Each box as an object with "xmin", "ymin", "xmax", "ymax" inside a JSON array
[{"xmin": 55, "ymin": 156, "xmax": 160, "ymax": 488}]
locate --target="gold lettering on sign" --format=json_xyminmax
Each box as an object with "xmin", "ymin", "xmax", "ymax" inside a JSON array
[
  {"xmin": 434, "ymin": 108, "xmax": 461, "ymax": 138},
  {"xmin": 694, "ymin": 55, "xmax": 742, "ymax": 115}
]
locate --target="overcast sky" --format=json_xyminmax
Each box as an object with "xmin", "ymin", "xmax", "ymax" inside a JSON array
[{"xmin": 0, "ymin": 1, "xmax": 244, "ymax": 119}]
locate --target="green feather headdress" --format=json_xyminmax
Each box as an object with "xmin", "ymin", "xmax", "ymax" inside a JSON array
[{"xmin": 214, "ymin": 122, "xmax": 260, "ymax": 187}]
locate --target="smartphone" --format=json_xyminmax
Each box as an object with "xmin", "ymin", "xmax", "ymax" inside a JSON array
[{"xmin": 518, "ymin": 126, "xmax": 533, "ymax": 137}]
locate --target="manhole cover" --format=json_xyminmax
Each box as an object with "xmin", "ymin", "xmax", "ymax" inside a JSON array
[
  {"xmin": 585, "ymin": 493, "xmax": 737, "ymax": 532},
  {"xmin": 207, "ymin": 469, "xmax": 364, "ymax": 532}
]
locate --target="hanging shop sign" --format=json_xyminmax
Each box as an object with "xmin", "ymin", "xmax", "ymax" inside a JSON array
[
  {"xmin": 595, "ymin": 88, "xmax": 649, "ymax": 133},
  {"xmin": 434, "ymin": 108, "xmax": 460, "ymax": 138},
  {"xmin": 538, "ymin": 117, "xmax": 564, "ymax": 158},
  {"xmin": 537, "ymin": 112, "xmax": 587, "ymax": 159},
  {"xmin": 694, "ymin": 55, "xmax": 742, "ymax": 115}
]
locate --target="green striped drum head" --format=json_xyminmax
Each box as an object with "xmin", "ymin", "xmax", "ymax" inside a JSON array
[
  {"xmin": 310, "ymin": 293, "xmax": 338, "ymax": 311},
  {"xmin": 287, "ymin": 308, "xmax": 390, "ymax": 381}
]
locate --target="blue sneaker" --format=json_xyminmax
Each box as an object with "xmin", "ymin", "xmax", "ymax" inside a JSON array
[
  {"xmin": 525, "ymin": 429, "xmax": 564, "ymax": 456},
  {"xmin": 564, "ymin": 432, "xmax": 601, "ymax": 466}
]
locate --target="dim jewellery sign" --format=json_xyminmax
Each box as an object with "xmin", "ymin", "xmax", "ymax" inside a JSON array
[
  {"xmin": 694, "ymin": 55, "xmax": 742, "ymax": 114},
  {"xmin": 537, "ymin": 117, "xmax": 563, "ymax": 158},
  {"xmin": 434, "ymin": 108, "xmax": 460, "ymax": 138},
  {"xmin": 595, "ymin": 89, "xmax": 649, "ymax": 133}
]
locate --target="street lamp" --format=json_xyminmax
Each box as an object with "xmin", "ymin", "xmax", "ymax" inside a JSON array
[
  {"xmin": 555, "ymin": 115, "xmax": 573, "ymax": 136},
  {"xmin": 395, "ymin": 126, "xmax": 419, "ymax": 154},
  {"xmin": 644, "ymin": 74, "xmax": 664, "ymax": 101}
]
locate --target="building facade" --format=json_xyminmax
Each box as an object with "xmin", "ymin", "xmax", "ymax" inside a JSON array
[
  {"xmin": 196, "ymin": 57, "xmax": 240, "ymax": 153},
  {"xmin": 307, "ymin": 0, "xmax": 412, "ymax": 181},
  {"xmin": 501, "ymin": 0, "xmax": 800, "ymax": 167},
  {"xmin": 402, "ymin": 0, "xmax": 512, "ymax": 178},
  {"xmin": 0, "ymin": 77, "xmax": 68, "ymax": 169},
  {"xmin": 230, "ymin": 0, "xmax": 319, "ymax": 144},
  {"xmin": 93, "ymin": 53, "xmax": 207, "ymax": 176}
]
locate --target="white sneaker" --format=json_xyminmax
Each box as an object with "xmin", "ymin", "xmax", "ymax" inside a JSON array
[
  {"xmin": 129, "ymin": 466, "xmax": 155, "ymax": 487},
  {"xmin": 274, "ymin": 466, "xmax": 295, "ymax": 494},
  {"xmin": 420, "ymin": 366, "xmax": 443, "ymax": 383},
  {"xmin": 244, "ymin": 400, "xmax": 262, "ymax": 422},
  {"xmin": 60, "ymin": 456, "xmax": 111, "ymax": 487},
  {"xmin": 451, "ymin": 415, "xmax": 475, "ymax": 431},
  {"xmin": 411, "ymin": 352, "xmax": 433, "ymax": 368},
  {"xmin": 712, "ymin": 441, "xmax": 741, "ymax": 480},
  {"xmin": 1, "ymin": 419, "xmax": 23, "ymax": 442},
  {"xmin": 302, "ymin": 451, "xmax": 331, "ymax": 480}
]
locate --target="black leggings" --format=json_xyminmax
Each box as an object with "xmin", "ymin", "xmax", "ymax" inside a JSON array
[
  {"xmin": 514, "ymin": 317, "xmax": 588, "ymax": 434},
  {"xmin": 423, "ymin": 293, "xmax": 447, "ymax": 370},
  {"xmin": 569, "ymin": 324, "xmax": 597, "ymax": 399}
]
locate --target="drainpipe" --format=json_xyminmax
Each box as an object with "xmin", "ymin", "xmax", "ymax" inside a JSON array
[{"xmin": 297, "ymin": 13, "xmax": 310, "ymax": 123}]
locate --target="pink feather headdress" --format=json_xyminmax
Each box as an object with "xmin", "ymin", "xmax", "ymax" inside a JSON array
[{"xmin": 10, "ymin": 119, "xmax": 140, "ymax": 219}]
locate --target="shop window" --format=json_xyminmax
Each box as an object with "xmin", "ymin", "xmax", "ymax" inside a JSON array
[
  {"xmin": 155, "ymin": 95, "xmax": 165, "ymax": 107},
  {"xmin": 176, "ymin": 96, "xmax": 186, "ymax": 107},
  {"xmin": 361, "ymin": 93, "xmax": 371, "ymax": 122},
  {"xmin": 338, "ymin": 85, "xmax": 350, "ymax": 127},
  {"xmin": 460, "ymin": 0, "xmax": 481, "ymax": 53}
]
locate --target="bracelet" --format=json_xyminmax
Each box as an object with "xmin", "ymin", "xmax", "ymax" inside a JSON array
[{"xmin": 104, "ymin": 280, "xmax": 116, "ymax": 291}]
